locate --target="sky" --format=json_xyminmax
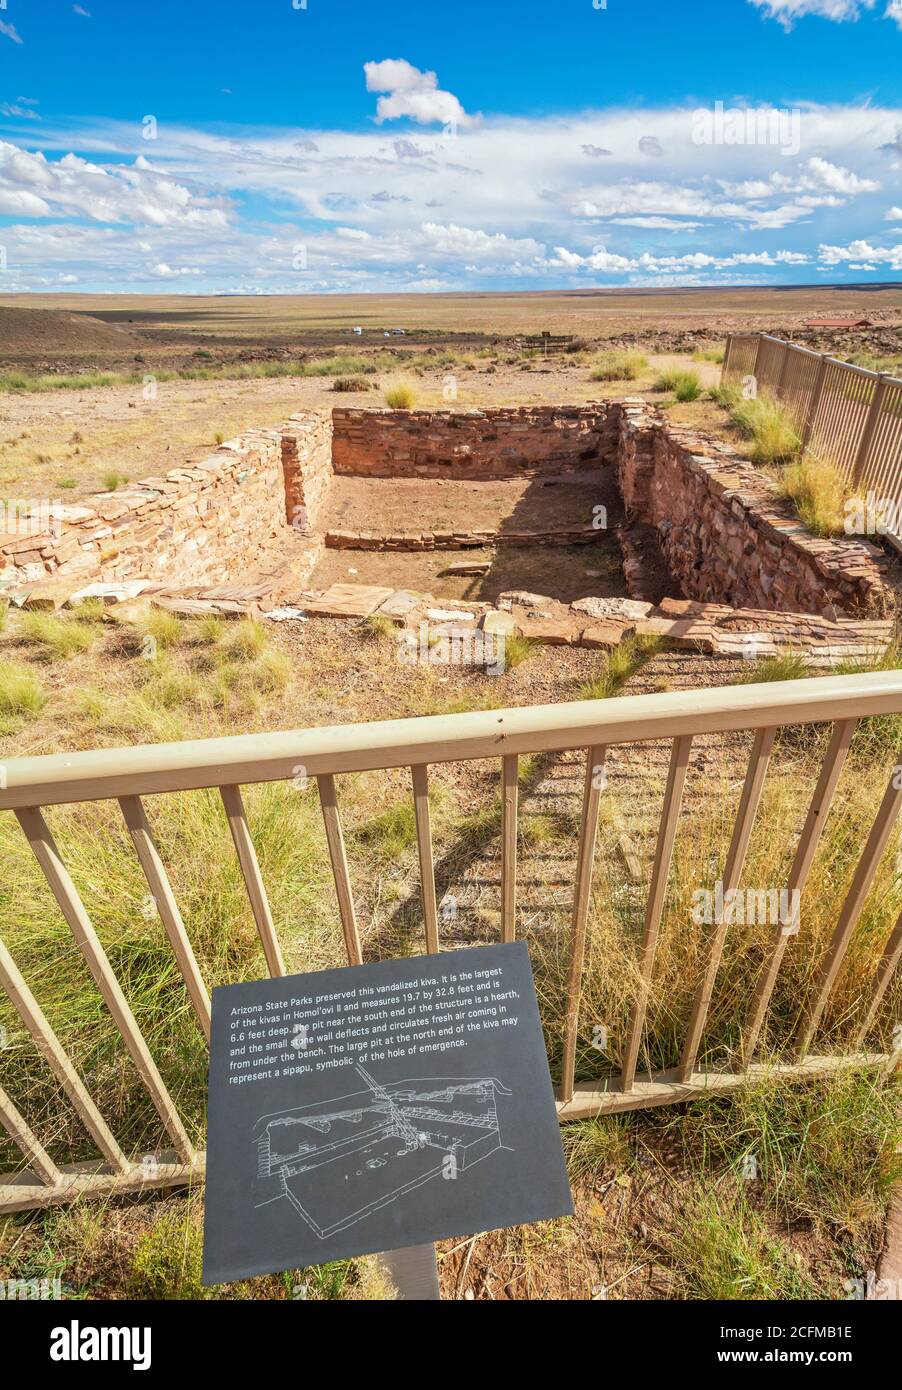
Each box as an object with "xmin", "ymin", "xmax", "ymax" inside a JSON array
[{"xmin": 0, "ymin": 0, "xmax": 900, "ymax": 294}]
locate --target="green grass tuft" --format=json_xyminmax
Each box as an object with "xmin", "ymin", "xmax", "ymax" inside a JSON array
[
  {"xmin": 589, "ymin": 351, "xmax": 647, "ymax": 382},
  {"xmin": 20, "ymin": 611, "xmax": 98, "ymax": 659},
  {"xmin": 0, "ymin": 659, "xmax": 46, "ymax": 716}
]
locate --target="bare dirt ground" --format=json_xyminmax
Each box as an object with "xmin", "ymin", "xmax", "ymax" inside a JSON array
[
  {"xmin": 2, "ymin": 284, "xmax": 900, "ymax": 348},
  {"xmin": 321, "ymin": 471, "xmax": 616, "ymax": 534},
  {"xmin": 0, "ymin": 356, "xmax": 721, "ymax": 502},
  {"xmin": 307, "ymin": 540, "xmax": 630, "ymax": 604},
  {"xmin": 0, "ymin": 285, "xmax": 897, "ymax": 503}
]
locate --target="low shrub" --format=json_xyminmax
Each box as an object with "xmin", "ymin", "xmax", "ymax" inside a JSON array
[
  {"xmin": 652, "ymin": 368, "xmax": 701, "ymax": 400},
  {"xmin": 384, "ymin": 381, "xmax": 416, "ymax": 409},
  {"xmin": 729, "ymin": 393, "xmax": 801, "ymax": 464},
  {"xmin": 332, "ymin": 376, "xmax": 372, "ymax": 392},
  {"xmin": 777, "ymin": 453, "xmax": 848, "ymax": 536},
  {"xmin": 589, "ymin": 351, "xmax": 647, "ymax": 382}
]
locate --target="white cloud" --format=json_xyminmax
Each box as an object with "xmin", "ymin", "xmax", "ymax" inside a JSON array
[
  {"xmin": 73, "ymin": 5, "xmax": 91, "ymax": 16},
  {"xmin": 748, "ymin": 0, "xmax": 902, "ymax": 27},
  {"xmin": 610, "ymin": 216, "xmax": 703, "ymax": 229},
  {"xmin": 0, "ymin": 103, "xmax": 40, "ymax": 120},
  {"xmin": 421, "ymin": 221, "xmax": 544, "ymax": 261},
  {"xmin": 2, "ymin": 93, "xmax": 898, "ymax": 292},
  {"xmin": 885, "ymin": 205, "xmax": 902, "ymax": 218},
  {"xmin": 0, "ymin": 187, "xmax": 50, "ymax": 215},
  {"xmin": 818, "ymin": 236, "xmax": 902, "ymax": 267},
  {"xmin": 0, "ymin": 20, "xmax": 23, "ymax": 44},
  {"xmin": 0, "ymin": 140, "xmax": 229, "ymax": 227},
  {"xmin": 364, "ymin": 58, "xmax": 474, "ymax": 128},
  {"xmin": 806, "ymin": 156, "xmax": 880, "ymax": 193}
]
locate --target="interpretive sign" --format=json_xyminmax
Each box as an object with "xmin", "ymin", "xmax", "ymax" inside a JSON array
[{"xmin": 202, "ymin": 941, "xmax": 572, "ymax": 1283}]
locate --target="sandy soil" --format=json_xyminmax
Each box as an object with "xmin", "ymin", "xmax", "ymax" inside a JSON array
[{"xmin": 0, "ymin": 354, "xmax": 723, "ymax": 502}]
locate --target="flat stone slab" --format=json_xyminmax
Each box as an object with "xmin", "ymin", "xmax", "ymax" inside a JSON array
[
  {"xmin": 571, "ymin": 596, "xmax": 654, "ymax": 621},
  {"xmin": 19, "ymin": 581, "xmax": 81, "ymax": 611},
  {"xmin": 304, "ymin": 583, "xmax": 395, "ymax": 618},
  {"xmin": 102, "ymin": 598, "xmax": 155, "ymax": 625},
  {"xmin": 511, "ymin": 608, "xmax": 577, "ymax": 644},
  {"xmin": 263, "ymin": 606, "xmax": 309, "ymax": 622},
  {"xmin": 70, "ymin": 580, "xmax": 150, "ymax": 606},
  {"xmin": 377, "ymin": 589, "xmax": 422, "ymax": 619},
  {"xmin": 425, "ymin": 607, "xmax": 478, "ymax": 623},
  {"xmin": 442, "ymin": 560, "xmax": 491, "ymax": 576},
  {"xmin": 579, "ymin": 620, "xmax": 633, "ymax": 649},
  {"xmin": 481, "ymin": 609, "xmax": 517, "ymax": 637}
]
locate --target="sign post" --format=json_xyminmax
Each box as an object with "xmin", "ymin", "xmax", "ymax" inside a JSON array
[
  {"xmin": 379, "ymin": 1243, "xmax": 441, "ymax": 1300},
  {"xmin": 202, "ymin": 942, "xmax": 572, "ymax": 1296}
]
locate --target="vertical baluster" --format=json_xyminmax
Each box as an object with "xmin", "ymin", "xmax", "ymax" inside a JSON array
[
  {"xmin": 796, "ymin": 762, "xmax": 902, "ymax": 1058},
  {"xmin": 0, "ymin": 937, "xmax": 130, "ymax": 1174},
  {"xmin": 620, "ymin": 735, "xmax": 692, "ymax": 1091},
  {"xmin": 119, "ymin": 795, "xmax": 211, "ymax": 1040},
  {"xmin": 678, "ymin": 728, "xmax": 775, "ymax": 1083},
  {"xmin": 15, "ymin": 807, "xmax": 193, "ymax": 1164},
  {"xmin": 316, "ymin": 775, "xmax": 363, "ymax": 965},
  {"xmin": 741, "ymin": 720, "xmax": 855, "ymax": 1064},
  {"xmin": 501, "ymin": 755, "xmax": 518, "ymax": 944},
  {"xmin": 220, "ymin": 785, "xmax": 285, "ymax": 977},
  {"xmin": 854, "ymin": 909, "xmax": 902, "ymax": 1049},
  {"xmin": 0, "ymin": 1083, "xmax": 61, "ymax": 1186},
  {"xmin": 560, "ymin": 746, "xmax": 605, "ymax": 1105},
  {"xmin": 411, "ymin": 765, "xmax": 439, "ymax": 954}
]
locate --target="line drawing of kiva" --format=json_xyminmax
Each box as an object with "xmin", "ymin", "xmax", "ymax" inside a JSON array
[{"xmin": 252, "ymin": 1065, "xmax": 513, "ymax": 1238}]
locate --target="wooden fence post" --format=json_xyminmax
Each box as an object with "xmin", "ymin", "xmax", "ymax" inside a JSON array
[
  {"xmin": 776, "ymin": 341, "xmax": 791, "ymax": 397},
  {"xmin": 802, "ymin": 355, "xmax": 828, "ymax": 451}
]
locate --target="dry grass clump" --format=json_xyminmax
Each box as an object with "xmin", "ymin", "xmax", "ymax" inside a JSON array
[
  {"xmin": 652, "ymin": 368, "xmax": 702, "ymax": 401},
  {"xmin": 332, "ymin": 376, "xmax": 372, "ymax": 392},
  {"xmin": 577, "ymin": 633, "xmax": 662, "ymax": 701},
  {"xmin": 19, "ymin": 611, "xmax": 98, "ymax": 660},
  {"xmin": 384, "ymin": 380, "xmax": 416, "ymax": 409},
  {"xmin": 590, "ymin": 351, "xmax": 647, "ymax": 382},
  {"xmin": 777, "ymin": 453, "xmax": 849, "ymax": 537},
  {"xmin": 0, "ymin": 658, "xmax": 46, "ymax": 721},
  {"xmin": 715, "ymin": 387, "xmax": 802, "ymax": 465}
]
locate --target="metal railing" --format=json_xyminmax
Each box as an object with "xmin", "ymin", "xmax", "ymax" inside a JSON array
[
  {"xmin": 2, "ymin": 671, "xmax": 902, "ymax": 1212},
  {"xmin": 723, "ymin": 334, "xmax": 902, "ymax": 499}
]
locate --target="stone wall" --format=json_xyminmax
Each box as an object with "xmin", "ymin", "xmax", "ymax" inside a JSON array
[
  {"xmin": 0, "ymin": 424, "xmax": 292, "ymax": 591},
  {"xmin": 617, "ymin": 400, "xmax": 890, "ymax": 618},
  {"xmin": 281, "ymin": 410, "xmax": 333, "ymax": 534},
  {"xmin": 331, "ymin": 405, "xmax": 617, "ymax": 479}
]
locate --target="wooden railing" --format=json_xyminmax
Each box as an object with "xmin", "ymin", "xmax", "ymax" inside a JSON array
[
  {"xmin": 723, "ymin": 334, "xmax": 902, "ymax": 499},
  {"xmin": 2, "ymin": 672, "xmax": 902, "ymax": 1212}
]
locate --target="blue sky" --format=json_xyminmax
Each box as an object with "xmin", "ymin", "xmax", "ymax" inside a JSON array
[{"xmin": 1, "ymin": 0, "xmax": 900, "ymax": 292}]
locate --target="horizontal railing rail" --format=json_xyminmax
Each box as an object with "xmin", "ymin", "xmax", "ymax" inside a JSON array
[
  {"xmin": 2, "ymin": 671, "xmax": 902, "ymax": 1213},
  {"xmin": 2, "ymin": 672, "xmax": 901, "ymax": 809}
]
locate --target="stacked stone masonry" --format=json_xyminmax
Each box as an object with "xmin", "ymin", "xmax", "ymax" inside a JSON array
[
  {"xmin": 615, "ymin": 399, "xmax": 891, "ymax": 620},
  {"xmin": 2, "ymin": 401, "xmax": 893, "ymax": 631},
  {"xmin": 331, "ymin": 405, "xmax": 617, "ymax": 479},
  {"xmin": 0, "ymin": 412, "xmax": 329, "ymax": 592}
]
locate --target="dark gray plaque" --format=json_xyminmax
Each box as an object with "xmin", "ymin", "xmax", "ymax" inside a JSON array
[{"xmin": 202, "ymin": 941, "xmax": 573, "ymax": 1283}]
